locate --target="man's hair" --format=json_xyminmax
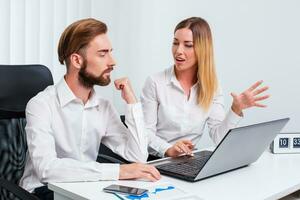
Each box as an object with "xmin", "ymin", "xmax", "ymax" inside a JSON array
[{"xmin": 58, "ymin": 18, "xmax": 107, "ymax": 67}]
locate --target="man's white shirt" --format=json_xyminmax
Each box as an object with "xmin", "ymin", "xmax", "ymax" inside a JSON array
[
  {"xmin": 20, "ymin": 78, "xmax": 148, "ymax": 192},
  {"xmin": 141, "ymin": 66, "xmax": 242, "ymax": 157}
]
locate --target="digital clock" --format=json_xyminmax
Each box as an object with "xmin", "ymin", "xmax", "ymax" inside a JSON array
[{"xmin": 270, "ymin": 132, "xmax": 300, "ymax": 153}]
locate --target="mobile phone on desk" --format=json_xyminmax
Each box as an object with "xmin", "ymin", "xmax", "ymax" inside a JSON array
[{"xmin": 103, "ymin": 184, "xmax": 148, "ymax": 196}]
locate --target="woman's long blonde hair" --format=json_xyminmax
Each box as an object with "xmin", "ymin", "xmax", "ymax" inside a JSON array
[{"xmin": 175, "ymin": 17, "xmax": 218, "ymax": 111}]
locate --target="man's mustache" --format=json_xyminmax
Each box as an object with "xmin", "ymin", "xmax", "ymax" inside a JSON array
[{"xmin": 102, "ymin": 67, "xmax": 114, "ymax": 74}]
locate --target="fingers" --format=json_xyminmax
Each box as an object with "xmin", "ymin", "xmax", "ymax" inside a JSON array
[
  {"xmin": 182, "ymin": 141, "xmax": 194, "ymax": 152},
  {"xmin": 254, "ymin": 94, "xmax": 270, "ymax": 101},
  {"xmin": 175, "ymin": 140, "xmax": 194, "ymax": 155},
  {"xmin": 231, "ymin": 80, "xmax": 270, "ymax": 111},
  {"xmin": 165, "ymin": 140, "xmax": 195, "ymax": 157},
  {"xmin": 142, "ymin": 165, "xmax": 161, "ymax": 180},
  {"xmin": 174, "ymin": 145, "xmax": 182, "ymax": 153},
  {"xmin": 143, "ymin": 173, "xmax": 157, "ymax": 182},
  {"xmin": 178, "ymin": 143, "xmax": 191, "ymax": 154},
  {"xmin": 114, "ymin": 78, "xmax": 128, "ymax": 90},
  {"xmin": 254, "ymin": 103, "xmax": 267, "ymax": 108},
  {"xmin": 181, "ymin": 140, "xmax": 194, "ymax": 146},
  {"xmin": 114, "ymin": 77, "xmax": 137, "ymax": 104},
  {"xmin": 247, "ymin": 80, "xmax": 263, "ymax": 92},
  {"xmin": 253, "ymin": 86, "xmax": 269, "ymax": 96},
  {"xmin": 135, "ymin": 171, "xmax": 157, "ymax": 182},
  {"xmin": 168, "ymin": 144, "xmax": 187, "ymax": 157},
  {"xmin": 119, "ymin": 163, "xmax": 161, "ymax": 182},
  {"xmin": 135, "ymin": 164, "xmax": 161, "ymax": 182}
]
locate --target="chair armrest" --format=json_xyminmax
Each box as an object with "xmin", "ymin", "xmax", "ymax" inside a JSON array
[
  {"xmin": 97, "ymin": 143, "xmax": 131, "ymax": 164},
  {"xmin": 97, "ymin": 154, "xmax": 127, "ymax": 164},
  {"xmin": 0, "ymin": 177, "xmax": 39, "ymax": 200}
]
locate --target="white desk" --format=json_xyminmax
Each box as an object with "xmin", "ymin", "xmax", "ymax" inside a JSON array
[{"xmin": 48, "ymin": 151, "xmax": 300, "ymax": 200}]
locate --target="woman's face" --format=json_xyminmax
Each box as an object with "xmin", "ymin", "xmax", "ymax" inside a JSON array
[{"xmin": 172, "ymin": 28, "xmax": 197, "ymax": 71}]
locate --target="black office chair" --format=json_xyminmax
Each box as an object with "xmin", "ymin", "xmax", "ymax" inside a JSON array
[
  {"xmin": 0, "ymin": 64, "xmax": 53, "ymax": 200},
  {"xmin": 97, "ymin": 115, "xmax": 161, "ymax": 163},
  {"xmin": 97, "ymin": 115, "xmax": 131, "ymax": 164}
]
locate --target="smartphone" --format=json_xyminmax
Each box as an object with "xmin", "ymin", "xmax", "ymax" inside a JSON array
[{"xmin": 103, "ymin": 184, "xmax": 148, "ymax": 196}]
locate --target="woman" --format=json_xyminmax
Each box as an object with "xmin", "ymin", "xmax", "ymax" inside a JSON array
[{"xmin": 141, "ymin": 17, "xmax": 269, "ymax": 158}]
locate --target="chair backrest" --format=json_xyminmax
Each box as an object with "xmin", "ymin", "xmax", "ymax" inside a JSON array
[
  {"xmin": 0, "ymin": 65, "xmax": 53, "ymax": 200},
  {"xmin": 0, "ymin": 65, "xmax": 53, "ymax": 119}
]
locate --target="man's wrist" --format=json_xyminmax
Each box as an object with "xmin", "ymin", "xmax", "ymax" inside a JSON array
[{"xmin": 125, "ymin": 95, "xmax": 137, "ymax": 104}]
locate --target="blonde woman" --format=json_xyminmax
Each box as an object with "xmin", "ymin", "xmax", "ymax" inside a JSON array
[{"xmin": 141, "ymin": 17, "xmax": 269, "ymax": 159}]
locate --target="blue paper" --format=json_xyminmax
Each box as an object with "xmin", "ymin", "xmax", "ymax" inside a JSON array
[{"xmin": 124, "ymin": 186, "xmax": 175, "ymax": 199}]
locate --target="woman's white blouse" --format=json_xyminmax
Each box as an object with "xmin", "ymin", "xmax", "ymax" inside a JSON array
[{"xmin": 141, "ymin": 66, "xmax": 242, "ymax": 157}]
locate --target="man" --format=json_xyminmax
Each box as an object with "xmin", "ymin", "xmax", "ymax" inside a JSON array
[{"xmin": 20, "ymin": 18, "xmax": 160, "ymax": 200}]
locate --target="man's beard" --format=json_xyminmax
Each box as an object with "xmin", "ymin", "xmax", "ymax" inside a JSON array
[{"xmin": 78, "ymin": 59, "xmax": 111, "ymax": 88}]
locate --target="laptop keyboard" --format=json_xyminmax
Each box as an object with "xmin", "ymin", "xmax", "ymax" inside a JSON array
[{"xmin": 156, "ymin": 150, "xmax": 212, "ymax": 177}]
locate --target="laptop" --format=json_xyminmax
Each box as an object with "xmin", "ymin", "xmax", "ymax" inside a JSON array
[{"xmin": 150, "ymin": 118, "xmax": 290, "ymax": 182}]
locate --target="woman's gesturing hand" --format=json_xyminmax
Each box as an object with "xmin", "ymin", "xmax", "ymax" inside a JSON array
[{"xmin": 231, "ymin": 80, "xmax": 270, "ymax": 116}]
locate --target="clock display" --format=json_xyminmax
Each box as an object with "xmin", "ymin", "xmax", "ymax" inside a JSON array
[
  {"xmin": 271, "ymin": 133, "xmax": 300, "ymax": 154},
  {"xmin": 293, "ymin": 137, "xmax": 300, "ymax": 148},
  {"xmin": 279, "ymin": 138, "xmax": 289, "ymax": 148}
]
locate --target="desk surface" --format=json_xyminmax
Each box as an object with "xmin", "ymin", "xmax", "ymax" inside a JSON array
[{"xmin": 48, "ymin": 151, "xmax": 300, "ymax": 200}]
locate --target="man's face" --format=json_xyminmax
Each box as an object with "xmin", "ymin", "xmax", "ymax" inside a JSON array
[{"xmin": 78, "ymin": 34, "xmax": 116, "ymax": 88}]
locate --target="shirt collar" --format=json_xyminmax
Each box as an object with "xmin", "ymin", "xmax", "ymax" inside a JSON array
[
  {"xmin": 85, "ymin": 89, "xmax": 100, "ymax": 108},
  {"xmin": 57, "ymin": 78, "xmax": 77, "ymax": 107},
  {"xmin": 167, "ymin": 65, "xmax": 178, "ymax": 86},
  {"xmin": 56, "ymin": 78, "xmax": 99, "ymax": 108},
  {"xmin": 167, "ymin": 65, "xmax": 185, "ymax": 91},
  {"xmin": 166, "ymin": 65, "xmax": 199, "ymax": 90}
]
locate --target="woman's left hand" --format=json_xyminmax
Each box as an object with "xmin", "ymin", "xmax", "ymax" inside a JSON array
[{"xmin": 231, "ymin": 80, "xmax": 270, "ymax": 116}]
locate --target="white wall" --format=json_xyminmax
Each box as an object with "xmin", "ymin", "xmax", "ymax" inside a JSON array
[
  {"xmin": 91, "ymin": 0, "xmax": 300, "ymax": 147},
  {"xmin": 0, "ymin": 0, "xmax": 91, "ymax": 83},
  {"xmin": 94, "ymin": 0, "xmax": 300, "ymax": 128},
  {"xmin": 1, "ymin": 0, "xmax": 299, "ymax": 147}
]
